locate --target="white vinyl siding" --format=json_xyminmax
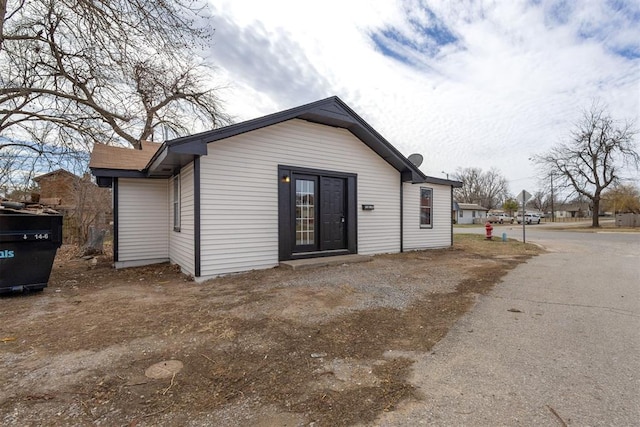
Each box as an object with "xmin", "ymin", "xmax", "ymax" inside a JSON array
[
  {"xmin": 199, "ymin": 119, "xmax": 400, "ymax": 278},
  {"xmin": 117, "ymin": 178, "xmax": 169, "ymax": 265},
  {"xmin": 169, "ymin": 163, "xmax": 195, "ymax": 275},
  {"xmin": 403, "ymin": 182, "xmax": 452, "ymax": 250},
  {"xmin": 456, "ymin": 208, "xmax": 487, "ymax": 224},
  {"xmin": 457, "ymin": 210, "xmax": 473, "ymax": 224}
]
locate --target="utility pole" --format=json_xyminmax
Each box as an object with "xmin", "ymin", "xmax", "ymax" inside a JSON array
[{"xmin": 550, "ymin": 173, "xmax": 555, "ymax": 222}]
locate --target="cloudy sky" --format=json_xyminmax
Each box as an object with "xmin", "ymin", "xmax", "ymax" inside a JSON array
[{"xmin": 203, "ymin": 0, "xmax": 640, "ymax": 195}]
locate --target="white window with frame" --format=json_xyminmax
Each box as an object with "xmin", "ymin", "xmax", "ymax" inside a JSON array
[
  {"xmin": 173, "ymin": 174, "xmax": 181, "ymax": 232},
  {"xmin": 420, "ymin": 187, "xmax": 432, "ymax": 228}
]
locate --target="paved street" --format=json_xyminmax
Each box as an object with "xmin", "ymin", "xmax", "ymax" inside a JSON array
[{"xmin": 378, "ymin": 224, "xmax": 640, "ymax": 426}]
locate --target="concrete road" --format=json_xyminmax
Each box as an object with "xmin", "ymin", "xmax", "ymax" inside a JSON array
[{"xmin": 378, "ymin": 226, "xmax": 640, "ymax": 426}]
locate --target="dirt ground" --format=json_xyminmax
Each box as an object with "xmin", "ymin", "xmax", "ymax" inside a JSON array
[{"xmin": 0, "ymin": 235, "xmax": 542, "ymax": 426}]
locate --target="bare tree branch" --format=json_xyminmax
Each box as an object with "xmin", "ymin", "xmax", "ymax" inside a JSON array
[
  {"xmin": 453, "ymin": 167, "xmax": 510, "ymax": 210},
  {"xmin": 1, "ymin": 0, "xmax": 230, "ymax": 191}
]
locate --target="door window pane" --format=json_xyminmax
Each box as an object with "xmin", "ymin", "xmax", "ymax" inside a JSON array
[{"xmin": 296, "ymin": 180, "xmax": 315, "ymax": 245}]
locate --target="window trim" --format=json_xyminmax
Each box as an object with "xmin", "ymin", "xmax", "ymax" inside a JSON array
[
  {"xmin": 173, "ymin": 174, "xmax": 181, "ymax": 232},
  {"xmin": 419, "ymin": 187, "xmax": 433, "ymax": 229}
]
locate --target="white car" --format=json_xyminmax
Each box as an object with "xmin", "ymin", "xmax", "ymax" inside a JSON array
[
  {"xmin": 516, "ymin": 213, "xmax": 541, "ymax": 224},
  {"xmin": 486, "ymin": 213, "xmax": 514, "ymax": 224},
  {"xmin": 496, "ymin": 213, "xmax": 514, "ymax": 224}
]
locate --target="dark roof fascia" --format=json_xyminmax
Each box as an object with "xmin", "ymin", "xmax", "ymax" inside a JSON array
[
  {"xmin": 90, "ymin": 168, "xmax": 147, "ymax": 179},
  {"xmin": 163, "ymin": 97, "xmax": 358, "ymax": 152},
  {"xmin": 144, "ymin": 141, "xmax": 169, "ymax": 174},
  {"xmin": 148, "ymin": 96, "xmax": 429, "ymax": 182},
  {"xmin": 417, "ymin": 177, "xmax": 462, "ymax": 187}
]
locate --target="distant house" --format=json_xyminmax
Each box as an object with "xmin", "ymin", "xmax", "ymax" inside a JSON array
[
  {"xmin": 455, "ymin": 203, "xmax": 489, "ymax": 225},
  {"xmin": 554, "ymin": 202, "xmax": 592, "ymax": 219},
  {"xmin": 90, "ymin": 96, "xmax": 462, "ymax": 280},
  {"xmin": 33, "ymin": 169, "xmax": 79, "ymax": 208},
  {"xmin": 32, "ymin": 169, "xmax": 111, "ymax": 242}
]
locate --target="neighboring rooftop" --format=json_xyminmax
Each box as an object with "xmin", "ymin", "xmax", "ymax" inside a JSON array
[
  {"xmin": 457, "ymin": 203, "xmax": 489, "ymax": 211},
  {"xmin": 33, "ymin": 169, "xmax": 79, "ymax": 182},
  {"xmin": 89, "ymin": 141, "xmax": 162, "ymax": 171}
]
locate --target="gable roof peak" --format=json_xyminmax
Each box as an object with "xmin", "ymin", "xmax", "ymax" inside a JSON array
[{"xmin": 90, "ymin": 96, "xmax": 460, "ymax": 187}]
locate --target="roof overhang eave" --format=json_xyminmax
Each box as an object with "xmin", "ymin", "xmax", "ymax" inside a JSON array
[
  {"xmin": 90, "ymin": 167, "xmax": 147, "ymax": 178},
  {"xmin": 145, "ymin": 138, "xmax": 207, "ymax": 177},
  {"xmin": 418, "ymin": 177, "xmax": 463, "ymax": 187}
]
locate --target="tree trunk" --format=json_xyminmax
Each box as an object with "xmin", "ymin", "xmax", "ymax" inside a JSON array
[
  {"xmin": 82, "ymin": 226, "xmax": 106, "ymax": 256},
  {"xmin": 0, "ymin": 0, "xmax": 7, "ymax": 50},
  {"xmin": 592, "ymin": 197, "xmax": 600, "ymax": 227}
]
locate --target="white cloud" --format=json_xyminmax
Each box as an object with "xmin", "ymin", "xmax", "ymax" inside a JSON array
[{"xmin": 205, "ymin": 0, "xmax": 640, "ymax": 194}]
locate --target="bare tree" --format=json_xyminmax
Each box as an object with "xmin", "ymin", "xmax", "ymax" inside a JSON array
[
  {"xmin": 1, "ymin": 0, "xmax": 229, "ymax": 191},
  {"xmin": 530, "ymin": 190, "xmax": 549, "ymax": 214},
  {"xmin": 70, "ymin": 174, "xmax": 111, "ymax": 245},
  {"xmin": 534, "ymin": 102, "xmax": 639, "ymax": 227},
  {"xmin": 453, "ymin": 167, "xmax": 509, "ymax": 210}
]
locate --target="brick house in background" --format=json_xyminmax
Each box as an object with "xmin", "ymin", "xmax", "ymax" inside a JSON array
[
  {"xmin": 32, "ymin": 169, "xmax": 79, "ymax": 208},
  {"xmin": 33, "ymin": 169, "xmax": 112, "ymax": 243}
]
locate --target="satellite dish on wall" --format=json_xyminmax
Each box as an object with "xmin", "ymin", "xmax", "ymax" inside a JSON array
[{"xmin": 407, "ymin": 153, "xmax": 424, "ymax": 167}]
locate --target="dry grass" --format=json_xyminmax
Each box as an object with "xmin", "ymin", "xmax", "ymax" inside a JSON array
[
  {"xmin": 0, "ymin": 237, "xmax": 543, "ymax": 426},
  {"xmin": 454, "ymin": 233, "xmax": 543, "ymax": 255}
]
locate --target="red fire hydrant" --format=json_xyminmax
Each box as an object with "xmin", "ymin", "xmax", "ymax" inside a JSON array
[{"xmin": 485, "ymin": 221, "xmax": 493, "ymax": 240}]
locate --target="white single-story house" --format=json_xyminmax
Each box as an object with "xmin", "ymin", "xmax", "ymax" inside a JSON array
[
  {"xmin": 454, "ymin": 203, "xmax": 488, "ymax": 225},
  {"xmin": 90, "ymin": 97, "xmax": 462, "ymax": 281},
  {"xmin": 554, "ymin": 202, "xmax": 592, "ymax": 219}
]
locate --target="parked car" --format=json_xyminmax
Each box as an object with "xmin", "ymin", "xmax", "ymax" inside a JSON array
[
  {"xmin": 496, "ymin": 213, "xmax": 514, "ymax": 224},
  {"xmin": 516, "ymin": 213, "xmax": 541, "ymax": 224},
  {"xmin": 486, "ymin": 213, "xmax": 514, "ymax": 224}
]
